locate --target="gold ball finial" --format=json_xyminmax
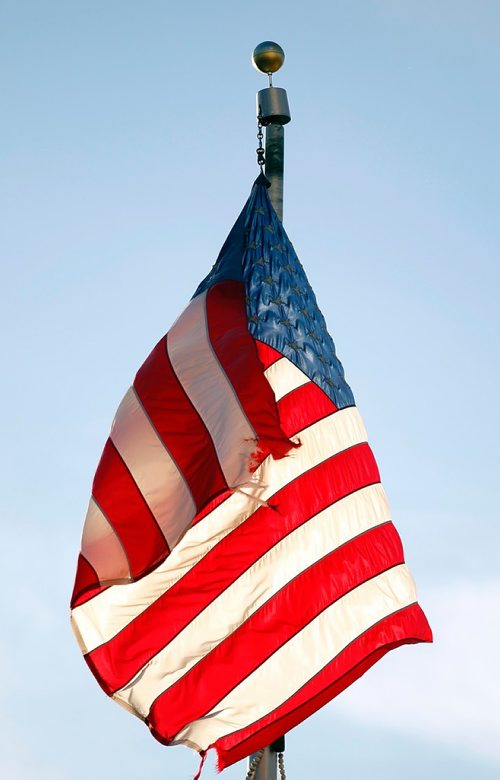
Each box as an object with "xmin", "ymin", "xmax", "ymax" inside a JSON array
[{"xmin": 252, "ymin": 41, "xmax": 285, "ymax": 75}]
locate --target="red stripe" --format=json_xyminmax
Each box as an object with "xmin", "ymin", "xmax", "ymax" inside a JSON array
[
  {"xmin": 92, "ymin": 439, "xmax": 169, "ymax": 580},
  {"xmin": 214, "ymin": 602, "xmax": 433, "ymax": 769},
  {"xmin": 277, "ymin": 380, "xmax": 337, "ymax": 437},
  {"xmin": 71, "ymin": 580, "xmax": 108, "ymax": 609},
  {"xmin": 134, "ymin": 338, "xmax": 227, "ymax": 511},
  {"xmin": 71, "ymin": 554, "xmax": 104, "ymax": 608},
  {"xmin": 146, "ymin": 522, "xmax": 404, "ymax": 741},
  {"xmin": 206, "ymin": 281, "xmax": 299, "ymax": 461},
  {"xmin": 255, "ymin": 340, "xmax": 283, "ymax": 370},
  {"xmin": 86, "ymin": 442, "xmax": 380, "ymax": 694}
]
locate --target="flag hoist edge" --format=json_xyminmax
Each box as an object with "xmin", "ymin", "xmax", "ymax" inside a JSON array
[{"xmin": 71, "ymin": 174, "xmax": 432, "ymax": 771}]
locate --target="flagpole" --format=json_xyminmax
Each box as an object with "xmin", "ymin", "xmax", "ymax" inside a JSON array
[
  {"xmin": 252, "ymin": 42, "xmax": 291, "ymax": 221},
  {"xmin": 246, "ymin": 42, "xmax": 290, "ymax": 780}
]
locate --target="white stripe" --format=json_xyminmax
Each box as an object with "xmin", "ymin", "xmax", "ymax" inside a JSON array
[
  {"xmin": 71, "ymin": 406, "xmax": 367, "ymax": 653},
  {"xmin": 173, "ymin": 564, "xmax": 417, "ymax": 751},
  {"xmin": 167, "ymin": 292, "xmax": 256, "ymax": 487},
  {"xmin": 110, "ymin": 386, "xmax": 196, "ymax": 549},
  {"xmin": 264, "ymin": 357, "xmax": 309, "ymax": 401},
  {"xmin": 81, "ymin": 498, "xmax": 131, "ymax": 585},
  {"xmin": 113, "ymin": 484, "xmax": 392, "ymax": 716}
]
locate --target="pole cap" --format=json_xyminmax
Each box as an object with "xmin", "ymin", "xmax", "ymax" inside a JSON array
[
  {"xmin": 252, "ymin": 41, "xmax": 285, "ymax": 74},
  {"xmin": 257, "ymin": 87, "xmax": 291, "ymax": 125}
]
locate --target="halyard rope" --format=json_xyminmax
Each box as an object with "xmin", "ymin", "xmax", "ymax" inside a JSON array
[
  {"xmin": 278, "ymin": 751, "xmax": 286, "ymax": 779},
  {"xmin": 245, "ymin": 749, "xmax": 287, "ymax": 780},
  {"xmin": 246, "ymin": 749, "xmax": 265, "ymax": 780}
]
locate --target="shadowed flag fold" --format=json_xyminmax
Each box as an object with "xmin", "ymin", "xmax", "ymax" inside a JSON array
[{"xmin": 71, "ymin": 175, "xmax": 432, "ymax": 770}]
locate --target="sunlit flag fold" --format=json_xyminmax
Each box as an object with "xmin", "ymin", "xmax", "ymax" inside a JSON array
[{"xmin": 71, "ymin": 174, "xmax": 432, "ymax": 770}]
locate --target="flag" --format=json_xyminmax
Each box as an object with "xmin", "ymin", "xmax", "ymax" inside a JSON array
[{"xmin": 71, "ymin": 175, "xmax": 432, "ymax": 770}]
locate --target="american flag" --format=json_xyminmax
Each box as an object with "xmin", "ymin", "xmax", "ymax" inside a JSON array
[{"xmin": 71, "ymin": 174, "xmax": 432, "ymax": 770}]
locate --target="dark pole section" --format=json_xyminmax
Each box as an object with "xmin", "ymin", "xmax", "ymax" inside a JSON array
[
  {"xmin": 265, "ymin": 124, "xmax": 284, "ymax": 221},
  {"xmin": 270, "ymin": 736, "xmax": 285, "ymax": 753},
  {"xmin": 256, "ymin": 84, "xmax": 290, "ymax": 223}
]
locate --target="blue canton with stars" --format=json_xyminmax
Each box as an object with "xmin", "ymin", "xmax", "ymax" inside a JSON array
[{"xmin": 193, "ymin": 175, "xmax": 355, "ymax": 410}]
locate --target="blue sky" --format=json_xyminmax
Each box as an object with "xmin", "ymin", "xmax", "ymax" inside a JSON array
[{"xmin": 1, "ymin": 1, "xmax": 499, "ymax": 778}]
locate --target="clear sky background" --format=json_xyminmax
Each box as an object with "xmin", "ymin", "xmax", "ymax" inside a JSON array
[{"xmin": 2, "ymin": 1, "xmax": 499, "ymax": 778}]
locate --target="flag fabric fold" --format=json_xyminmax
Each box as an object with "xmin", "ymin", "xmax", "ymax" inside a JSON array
[{"xmin": 71, "ymin": 174, "xmax": 432, "ymax": 770}]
